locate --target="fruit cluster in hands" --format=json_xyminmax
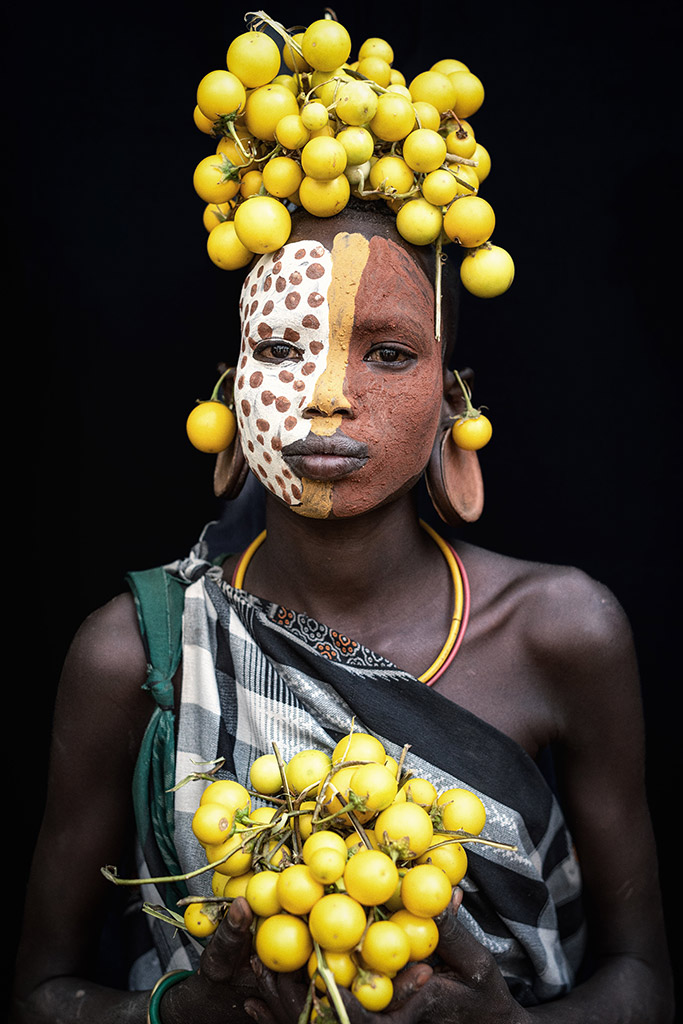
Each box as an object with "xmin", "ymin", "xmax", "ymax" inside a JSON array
[
  {"xmin": 192, "ymin": 10, "xmax": 514, "ymax": 299},
  {"xmin": 183, "ymin": 731, "xmax": 491, "ymax": 1017}
]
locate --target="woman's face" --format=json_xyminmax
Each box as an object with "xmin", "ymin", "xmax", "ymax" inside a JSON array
[{"xmin": 234, "ymin": 223, "xmax": 444, "ymax": 519}]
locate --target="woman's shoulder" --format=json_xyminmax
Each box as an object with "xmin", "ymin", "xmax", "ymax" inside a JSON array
[{"xmin": 456, "ymin": 538, "xmax": 634, "ymax": 661}]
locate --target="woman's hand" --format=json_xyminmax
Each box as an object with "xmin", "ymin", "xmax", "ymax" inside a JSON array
[{"xmin": 161, "ymin": 897, "xmax": 261, "ymax": 1024}]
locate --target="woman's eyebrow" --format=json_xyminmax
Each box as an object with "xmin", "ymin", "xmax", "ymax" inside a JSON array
[{"xmin": 352, "ymin": 308, "xmax": 434, "ymax": 342}]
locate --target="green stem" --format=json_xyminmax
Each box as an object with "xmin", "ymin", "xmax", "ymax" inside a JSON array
[
  {"xmin": 210, "ymin": 367, "xmax": 233, "ymax": 402},
  {"xmin": 313, "ymin": 941, "xmax": 352, "ymax": 1024}
]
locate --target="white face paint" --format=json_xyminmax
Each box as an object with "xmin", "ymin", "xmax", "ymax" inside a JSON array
[{"xmin": 235, "ymin": 240, "xmax": 333, "ymax": 508}]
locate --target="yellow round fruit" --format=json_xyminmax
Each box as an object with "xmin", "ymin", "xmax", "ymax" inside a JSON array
[
  {"xmin": 226, "ymin": 31, "xmax": 281, "ymax": 88},
  {"xmin": 193, "ymin": 104, "xmax": 216, "ymax": 135},
  {"xmin": 184, "ymin": 902, "xmax": 220, "ymax": 938},
  {"xmin": 443, "ymin": 195, "xmax": 495, "ymax": 248},
  {"xmin": 263, "ymin": 155, "xmax": 303, "ymax": 199},
  {"xmin": 402, "ymin": 128, "xmax": 447, "ymax": 173},
  {"xmin": 451, "ymin": 414, "xmax": 493, "ymax": 450},
  {"xmin": 409, "ymin": 70, "xmax": 456, "ymax": 113},
  {"xmin": 282, "ymin": 31, "xmax": 310, "ymax": 73},
  {"xmin": 193, "ymin": 155, "xmax": 241, "ymax": 205},
  {"xmin": 332, "ymin": 732, "xmax": 386, "ymax": 766},
  {"xmin": 308, "ymin": 893, "xmax": 368, "ymax": 952},
  {"xmin": 356, "ymin": 55, "xmax": 392, "ymax": 87},
  {"xmin": 358, "ymin": 37, "xmax": 394, "ymax": 64},
  {"xmin": 275, "ymin": 113, "xmax": 311, "ymax": 150},
  {"xmin": 276, "ymin": 864, "xmax": 325, "ymax": 915},
  {"xmin": 249, "ymin": 753, "xmax": 283, "ymax": 795},
  {"xmin": 301, "ymin": 136, "xmax": 348, "ymax": 180},
  {"xmin": 298, "ymin": 173, "xmax": 350, "ymax": 217},
  {"xmin": 446, "ymin": 122, "xmax": 477, "ymax": 159},
  {"xmin": 369, "ymin": 92, "xmax": 416, "ymax": 142},
  {"xmin": 200, "ymin": 779, "xmax": 251, "ymax": 813},
  {"xmin": 412, "ymin": 100, "xmax": 441, "ymax": 131},
  {"xmin": 368, "ymin": 155, "xmax": 414, "ymax": 196},
  {"xmin": 245, "ymin": 84, "xmax": 300, "ymax": 142},
  {"xmin": 196, "ymin": 69, "xmax": 246, "ymax": 120},
  {"xmin": 335, "ymin": 80, "xmax": 379, "ymax": 126},
  {"xmin": 421, "ymin": 168, "xmax": 459, "ymax": 207},
  {"xmin": 215, "ymin": 134, "xmax": 255, "ymax": 172},
  {"xmin": 437, "ymin": 787, "xmax": 487, "ymax": 834},
  {"xmin": 297, "ymin": 800, "xmax": 318, "ymax": 841},
  {"xmin": 223, "ymin": 872, "xmax": 254, "ymax": 899},
  {"xmin": 203, "ymin": 202, "xmax": 232, "ymax": 232},
  {"xmin": 432, "ymin": 58, "xmax": 470, "ymax": 75},
  {"xmin": 233, "ymin": 195, "xmax": 292, "ymax": 254},
  {"xmin": 285, "ymin": 747, "xmax": 332, "ymax": 795},
  {"xmin": 390, "ymin": 909, "xmax": 440, "ymax": 960},
  {"xmin": 343, "ymin": 849, "xmax": 399, "ymax": 906},
  {"xmin": 459, "ymin": 245, "xmax": 514, "ymax": 298},
  {"xmin": 448, "ymin": 70, "xmax": 485, "ymax": 118},
  {"xmin": 302, "ymin": 828, "xmax": 348, "ymax": 864},
  {"xmin": 205, "ymin": 829, "xmax": 253, "ymax": 877},
  {"xmin": 395, "ymin": 198, "xmax": 443, "ymax": 246},
  {"xmin": 447, "ymin": 163, "xmax": 479, "ymax": 196},
  {"xmin": 360, "ymin": 920, "xmax": 411, "ymax": 975},
  {"xmin": 246, "ymin": 869, "xmax": 282, "ymax": 917},
  {"xmin": 352, "ymin": 972, "xmax": 393, "ymax": 1012},
  {"xmin": 255, "ymin": 913, "xmax": 313, "ymax": 972},
  {"xmin": 350, "ymin": 762, "xmax": 398, "ymax": 814},
  {"xmin": 186, "ymin": 401, "xmax": 237, "ymax": 453},
  {"xmin": 308, "ymin": 948, "xmax": 358, "ymax": 992},
  {"xmin": 374, "ymin": 801, "xmax": 434, "ymax": 858},
  {"xmin": 402, "ymin": 777, "xmax": 439, "ymax": 809},
  {"xmin": 471, "ymin": 142, "xmax": 491, "ymax": 183},
  {"xmin": 300, "ymin": 101, "xmax": 329, "ymax": 131},
  {"xmin": 417, "ymin": 835, "xmax": 468, "ymax": 885},
  {"xmin": 191, "ymin": 802, "xmax": 234, "ymax": 845},
  {"xmin": 400, "ymin": 863, "xmax": 452, "ymax": 918},
  {"xmin": 301, "ymin": 19, "xmax": 352, "ymax": 71},
  {"xmin": 239, "ymin": 169, "xmax": 264, "ymax": 199},
  {"xmin": 335, "ymin": 126, "xmax": 374, "ymax": 165},
  {"xmin": 307, "ymin": 844, "xmax": 347, "ymax": 884}
]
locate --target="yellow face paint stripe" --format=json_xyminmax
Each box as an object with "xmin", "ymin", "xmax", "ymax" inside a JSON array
[{"xmin": 296, "ymin": 232, "xmax": 371, "ymax": 519}]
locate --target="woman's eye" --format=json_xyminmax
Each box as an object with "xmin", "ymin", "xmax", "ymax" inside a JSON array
[
  {"xmin": 254, "ymin": 341, "xmax": 302, "ymax": 362},
  {"xmin": 365, "ymin": 345, "xmax": 414, "ymax": 364}
]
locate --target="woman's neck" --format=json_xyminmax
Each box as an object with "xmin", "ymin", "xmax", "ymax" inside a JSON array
[{"xmin": 242, "ymin": 492, "xmax": 444, "ymax": 627}]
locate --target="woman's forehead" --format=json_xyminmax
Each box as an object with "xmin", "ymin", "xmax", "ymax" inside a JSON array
[{"xmin": 240, "ymin": 231, "xmax": 434, "ymax": 336}]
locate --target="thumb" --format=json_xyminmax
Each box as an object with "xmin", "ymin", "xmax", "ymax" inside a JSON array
[
  {"xmin": 200, "ymin": 896, "xmax": 254, "ymax": 982},
  {"xmin": 434, "ymin": 890, "xmax": 494, "ymax": 980}
]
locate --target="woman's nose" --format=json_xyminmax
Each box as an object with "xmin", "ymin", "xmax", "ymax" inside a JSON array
[{"xmin": 304, "ymin": 354, "xmax": 353, "ymax": 417}]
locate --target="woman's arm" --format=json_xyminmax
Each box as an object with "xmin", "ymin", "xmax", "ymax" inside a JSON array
[
  {"xmin": 11, "ymin": 593, "xmax": 155, "ymax": 1022},
  {"xmin": 11, "ymin": 594, "xmax": 257, "ymax": 1024}
]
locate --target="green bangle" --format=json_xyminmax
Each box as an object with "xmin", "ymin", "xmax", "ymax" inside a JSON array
[{"xmin": 147, "ymin": 969, "xmax": 194, "ymax": 1024}]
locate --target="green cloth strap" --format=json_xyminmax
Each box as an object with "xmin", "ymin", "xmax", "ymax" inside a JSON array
[{"xmin": 127, "ymin": 567, "xmax": 189, "ymax": 891}]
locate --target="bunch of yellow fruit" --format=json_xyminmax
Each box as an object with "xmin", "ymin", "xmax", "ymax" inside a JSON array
[
  {"xmin": 183, "ymin": 730, "xmax": 496, "ymax": 1017},
  {"xmin": 192, "ymin": 10, "xmax": 515, "ymax": 299}
]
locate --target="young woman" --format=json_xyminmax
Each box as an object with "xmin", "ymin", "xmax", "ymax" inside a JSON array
[{"xmin": 11, "ymin": 200, "xmax": 673, "ymax": 1023}]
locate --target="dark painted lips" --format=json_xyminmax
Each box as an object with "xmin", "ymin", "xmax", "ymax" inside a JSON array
[{"xmin": 282, "ymin": 433, "xmax": 369, "ymax": 480}]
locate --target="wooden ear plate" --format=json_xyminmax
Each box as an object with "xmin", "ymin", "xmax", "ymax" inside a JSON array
[
  {"xmin": 214, "ymin": 437, "xmax": 249, "ymax": 499},
  {"xmin": 425, "ymin": 430, "xmax": 484, "ymax": 526}
]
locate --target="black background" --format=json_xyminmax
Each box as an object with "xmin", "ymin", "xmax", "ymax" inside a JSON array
[{"xmin": 5, "ymin": 0, "xmax": 681, "ymax": 1010}]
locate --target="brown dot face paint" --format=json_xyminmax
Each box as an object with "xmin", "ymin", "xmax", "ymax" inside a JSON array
[{"xmin": 236, "ymin": 231, "xmax": 442, "ymax": 519}]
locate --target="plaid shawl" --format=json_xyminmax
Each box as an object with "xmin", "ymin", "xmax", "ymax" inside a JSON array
[{"xmin": 128, "ymin": 538, "xmax": 585, "ymax": 1006}]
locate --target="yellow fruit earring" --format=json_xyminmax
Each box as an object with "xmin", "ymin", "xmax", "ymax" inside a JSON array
[
  {"xmin": 186, "ymin": 366, "xmax": 237, "ymax": 453},
  {"xmin": 450, "ymin": 368, "xmax": 492, "ymax": 452}
]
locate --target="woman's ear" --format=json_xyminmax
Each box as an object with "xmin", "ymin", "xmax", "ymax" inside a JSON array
[
  {"xmin": 425, "ymin": 367, "xmax": 484, "ymax": 526},
  {"xmin": 213, "ymin": 366, "xmax": 249, "ymax": 500}
]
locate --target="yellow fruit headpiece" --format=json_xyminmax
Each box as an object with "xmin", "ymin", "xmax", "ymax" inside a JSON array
[
  {"xmin": 189, "ymin": 10, "xmax": 509, "ymax": 454},
  {"xmin": 193, "ymin": 9, "xmax": 514, "ymax": 304}
]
